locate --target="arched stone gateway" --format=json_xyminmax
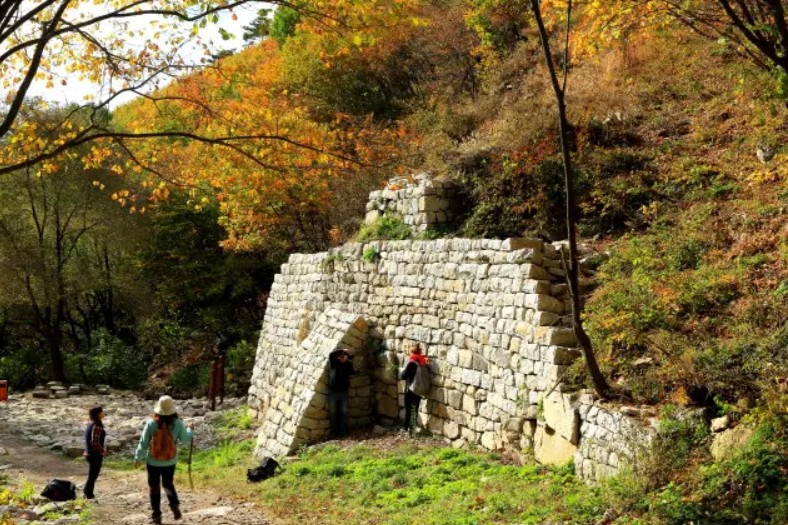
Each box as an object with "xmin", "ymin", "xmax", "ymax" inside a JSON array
[{"xmin": 253, "ymin": 309, "xmax": 373, "ymax": 457}]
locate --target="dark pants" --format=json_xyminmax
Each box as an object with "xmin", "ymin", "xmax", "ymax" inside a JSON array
[
  {"xmin": 329, "ymin": 391, "xmax": 349, "ymax": 437},
  {"xmin": 146, "ymin": 464, "xmax": 179, "ymax": 518},
  {"xmin": 404, "ymin": 390, "xmax": 422, "ymax": 432},
  {"xmin": 84, "ymin": 454, "xmax": 103, "ymax": 498}
]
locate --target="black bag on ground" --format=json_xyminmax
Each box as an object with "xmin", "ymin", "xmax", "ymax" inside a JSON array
[
  {"xmin": 41, "ymin": 479, "xmax": 77, "ymax": 502},
  {"xmin": 247, "ymin": 457, "xmax": 281, "ymax": 482}
]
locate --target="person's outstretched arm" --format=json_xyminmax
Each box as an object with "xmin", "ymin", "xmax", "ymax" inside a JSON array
[{"xmin": 177, "ymin": 420, "xmax": 194, "ymax": 447}]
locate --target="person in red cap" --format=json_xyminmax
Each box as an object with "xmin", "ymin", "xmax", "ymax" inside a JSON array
[{"xmin": 399, "ymin": 344, "xmax": 431, "ymax": 435}]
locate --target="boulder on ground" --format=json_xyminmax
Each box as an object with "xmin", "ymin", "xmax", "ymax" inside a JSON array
[
  {"xmin": 710, "ymin": 415, "xmax": 730, "ymax": 433},
  {"xmin": 711, "ymin": 425, "xmax": 754, "ymax": 461}
]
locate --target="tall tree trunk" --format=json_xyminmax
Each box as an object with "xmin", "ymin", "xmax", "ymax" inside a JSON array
[
  {"xmin": 48, "ymin": 329, "xmax": 66, "ymax": 382},
  {"xmin": 529, "ymin": 0, "xmax": 611, "ymax": 399}
]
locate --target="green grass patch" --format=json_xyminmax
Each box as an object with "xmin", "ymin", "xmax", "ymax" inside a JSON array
[
  {"xmin": 211, "ymin": 406, "xmax": 255, "ymax": 440},
  {"xmin": 356, "ymin": 217, "xmax": 412, "ymax": 242},
  {"xmin": 190, "ymin": 441, "xmax": 607, "ymax": 525}
]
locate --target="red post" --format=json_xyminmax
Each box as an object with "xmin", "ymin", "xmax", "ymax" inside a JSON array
[
  {"xmin": 0, "ymin": 380, "xmax": 8, "ymax": 402},
  {"xmin": 218, "ymin": 355, "xmax": 225, "ymax": 406},
  {"xmin": 208, "ymin": 360, "xmax": 218, "ymax": 411}
]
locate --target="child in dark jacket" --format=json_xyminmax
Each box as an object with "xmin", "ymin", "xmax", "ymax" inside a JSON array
[{"xmin": 83, "ymin": 406, "xmax": 107, "ymax": 499}]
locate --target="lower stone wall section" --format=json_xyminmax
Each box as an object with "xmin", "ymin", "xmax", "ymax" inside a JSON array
[
  {"xmin": 525, "ymin": 389, "xmax": 657, "ymax": 482},
  {"xmin": 575, "ymin": 396, "xmax": 657, "ymax": 482}
]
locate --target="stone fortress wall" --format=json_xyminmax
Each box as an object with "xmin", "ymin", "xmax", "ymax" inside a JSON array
[{"xmin": 248, "ymin": 178, "xmax": 656, "ymax": 482}]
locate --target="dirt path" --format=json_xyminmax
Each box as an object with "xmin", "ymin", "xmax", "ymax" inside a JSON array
[{"xmin": 0, "ymin": 429, "xmax": 270, "ymax": 525}]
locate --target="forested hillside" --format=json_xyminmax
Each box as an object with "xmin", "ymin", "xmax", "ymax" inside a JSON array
[{"xmin": 2, "ymin": 0, "xmax": 788, "ymax": 522}]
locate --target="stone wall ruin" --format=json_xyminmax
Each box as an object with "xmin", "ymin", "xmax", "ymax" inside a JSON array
[{"xmin": 248, "ymin": 179, "xmax": 656, "ymax": 482}]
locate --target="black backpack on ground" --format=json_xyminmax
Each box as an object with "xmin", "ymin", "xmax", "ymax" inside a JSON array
[
  {"xmin": 247, "ymin": 457, "xmax": 282, "ymax": 482},
  {"xmin": 41, "ymin": 479, "xmax": 77, "ymax": 502}
]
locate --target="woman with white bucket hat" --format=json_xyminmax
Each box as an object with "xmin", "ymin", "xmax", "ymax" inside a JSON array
[{"xmin": 134, "ymin": 396, "xmax": 193, "ymax": 525}]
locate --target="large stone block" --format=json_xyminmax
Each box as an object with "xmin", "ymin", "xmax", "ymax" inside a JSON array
[
  {"xmin": 543, "ymin": 392, "xmax": 580, "ymax": 444},
  {"xmin": 534, "ymin": 426, "xmax": 578, "ymax": 466}
]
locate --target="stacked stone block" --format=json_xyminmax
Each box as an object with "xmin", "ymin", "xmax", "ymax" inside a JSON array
[{"xmin": 365, "ymin": 176, "xmax": 457, "ymax": 232}]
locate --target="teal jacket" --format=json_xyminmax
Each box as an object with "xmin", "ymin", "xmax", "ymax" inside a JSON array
[{"xmin": 134, "ymin": 418, "xmax": 193, "ymax": 467}]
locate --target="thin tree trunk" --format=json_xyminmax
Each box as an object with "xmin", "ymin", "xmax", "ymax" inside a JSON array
[
  {"xmin": 48, "ymin": 328, "xmax": 67, "ymax": 382},
  {"xmin": 529, "ymin": 0, "xmax": 611, "ymax": 399}
]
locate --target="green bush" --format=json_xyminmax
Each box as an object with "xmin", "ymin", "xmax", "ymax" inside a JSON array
[
  {"xmin": 357, "ymin": 217, "xmax": 412, "ymax": 242},
  {"xmin": 280, "ymin": 31, "xmax": 417, "ymax": 119},
  {"xmin": 169, "ymin": 364, "xmax": 210, "ymax": 395},
  {"xmin": 0, "ymin": 345, "xmax": 42, "ymax": 391},
  {"xmin": 460, "ymin": 157, "xmax": 566, "ymax": 240},
  {"xmin": 225, "ymin": 340, "xmax": 256, "ymax": 397},
  {"xmin": 642, "ymin": 418, "xmax": 788, "ymax": 525},
  {"xmin": 417, "ymin": 224, "xmax": 454, "ymax": 240},
  {"xmin": 66, "ymin": 329, "xmax": 148, "ymax": 390},
  {"xmin": 137, "ymin": 315, "xmax": 189, "ymax": 367},
  {"xmin": 584, "ymin": 217, "xmax": 753, "ymax": 403}
]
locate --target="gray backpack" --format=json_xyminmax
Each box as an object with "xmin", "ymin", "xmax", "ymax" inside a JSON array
[{"xmin": 409, "ymin": 364, "xmax": 431, "ymax": 397}]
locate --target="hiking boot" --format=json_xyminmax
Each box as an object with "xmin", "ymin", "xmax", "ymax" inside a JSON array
[
  {"xmin": 148, "ymin": 515, "xmax": 162, "ymax": 525},
  {"xmin": 171, "ymin": 505, "xmax": 182, "ymax": 520}
]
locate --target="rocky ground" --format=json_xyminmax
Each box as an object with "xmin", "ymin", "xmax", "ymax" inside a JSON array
[
  {"xmin": 0, "ymin": 427, "xmax": 270, "ymax": 525},
  {"xmin": 0, "ymin": 393, "xmax": 247, "ymax": 459}
]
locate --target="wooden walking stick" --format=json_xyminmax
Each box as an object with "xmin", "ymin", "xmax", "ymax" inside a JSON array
[{"xmin": 187, "ymin": 431, "xmax": 195, "ymax": 490}]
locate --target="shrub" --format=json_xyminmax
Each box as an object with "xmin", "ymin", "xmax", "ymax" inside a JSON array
[
  {"xmin": 137, "ymin": 315, "xmax": 189, "ymax": 367},
  {"xmin": 169, "ymin": 364, "xmax": 210, "ymax": 396},
  {"xmin": 417, "ymin": 224, "xmax": 455, "ymax": 240},
  {"xmin": 280, "ymin": 31, "xmax": 417, "ymax": 120},
  {"xmin": 460, "ymin": 156, "xmax": 566, "ymax": 240},
  {"xmin": 577, "ymin": 150, "xmax": 658, "ymax": 236},
  {"xmin": 225, "ymin": 340, "xmax": 256, "ymax": 397},
  {"xmin": 357, "ymin": 217, "xmax": 412, "ymax": 242},
  {"xmin": 362, "ymin": 246, "xmax": 380, "ymax": 264},
  {"xmin": 0, "ymin": 345, "xmax": 42, "ymax": 391},
  {"xmin": 66, "ymin": 329, "xmax": 149, "ymax": 390},
  {"xmin": 640, "ymin": 418, "xmax": 788, "ymax": 525}
]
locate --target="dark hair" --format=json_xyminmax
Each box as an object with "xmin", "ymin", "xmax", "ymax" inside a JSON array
[
  {"xmin": 89, "ymin": 406, "xmax": 103, "ymax": 423},
  {"xmin": 411, "ymin": 343, "xmax": 423, "ymax": 355},
  {"xmin": 153, "ymin": 413, "xmax": 179, "ymax": 427}
]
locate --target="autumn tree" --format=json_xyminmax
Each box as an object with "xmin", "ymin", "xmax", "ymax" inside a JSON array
[
  {"xmin": 111, "ymin": 38, "xmax": 409, "ymax": 253},
  {"xmin": 0, "ymin": 0, "xmax": 419, "ymax": 178}
]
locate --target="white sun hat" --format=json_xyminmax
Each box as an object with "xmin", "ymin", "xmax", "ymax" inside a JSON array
[{"xmin": 154, "ymin": 395, "xmax": 176, "ymax": 416}]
